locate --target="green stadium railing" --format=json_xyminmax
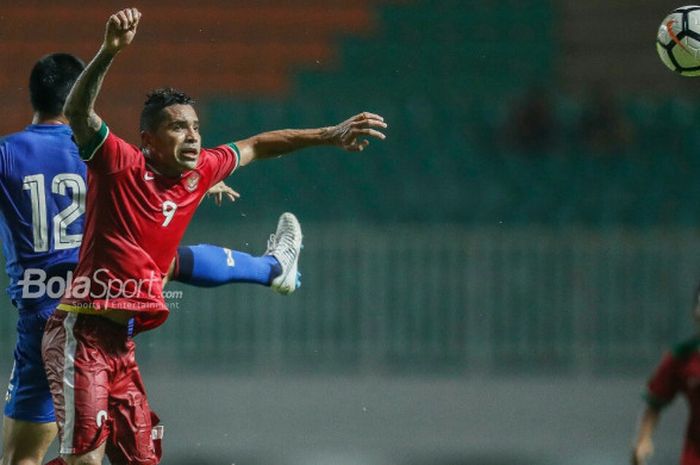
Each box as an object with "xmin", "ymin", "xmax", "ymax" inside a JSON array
[{"xmin": 1, "ymin": 225, "xmax": 695, "ymax": 375}]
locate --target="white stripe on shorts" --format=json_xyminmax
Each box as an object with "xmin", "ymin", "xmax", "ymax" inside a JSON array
[{"xmin": 60, "ymin": 313, "xmax": 78, "ymax": 454}]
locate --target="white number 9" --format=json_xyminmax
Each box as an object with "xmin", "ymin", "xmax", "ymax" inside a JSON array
[{"xmin": 161, "ymin": 200, "xmax": 178, "ymax": 227}]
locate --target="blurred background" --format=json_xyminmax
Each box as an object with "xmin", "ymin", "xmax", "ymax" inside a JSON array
[{"xmin": 0, "ymin": 0, "xmax": 698, "ymax": 463}]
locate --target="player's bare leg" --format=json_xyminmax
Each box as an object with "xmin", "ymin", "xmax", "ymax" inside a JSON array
[
  {"xmin": 59, "ymin": 441, "xmax": 105, "ymax": 465},
  {"xmin": 163, "ymin": 257, "xmax": 176, "ymax": 286},
  {"xmin": 1, "ymin": 416, "xmax": 57, "ymax": 465}
]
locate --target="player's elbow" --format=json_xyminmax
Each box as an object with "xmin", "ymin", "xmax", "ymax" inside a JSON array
[
  {"xmin": 63, "ymin": 94, "xmax": 97, "ymax": 121},
  {"xmin": 236, "ymin": 137, "xmax": 261, "ymax": 166},
  {"xmin": 63, "ymin": 106, "xmax": 99, "ymax": 136},
  {"xmin": 63, "ymin": 97, "xmax": 90, "ymax": 118},
  {"xmin": 63, "ymin": 104, "xmax": 88, "ymax": 122}
]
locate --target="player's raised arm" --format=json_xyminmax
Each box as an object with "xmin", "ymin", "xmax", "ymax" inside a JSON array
[
  {"xmin": 64, "ymin": 8, "xmax": 141, "ymax": 148},
  {"xmin": 234, "ymin": 112, "xmax": 388, "ymax": 167}
]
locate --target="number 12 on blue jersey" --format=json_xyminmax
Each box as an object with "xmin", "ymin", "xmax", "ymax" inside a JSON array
[{"xmin": 22, "ymin": 173, "xmax": 86, "ymax": 253}]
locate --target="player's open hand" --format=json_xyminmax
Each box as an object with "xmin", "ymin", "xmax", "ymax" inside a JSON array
[
  {"xmin": 329, "ymin": 112, "xmax": 387, "ymax": 152},
  {"xmin": 207, "ymin": 181, "xmax": 240, "ymax": 206},
  {"xmin": 103, "ymin": 8, "xmax": 141, "ymax": 54}
]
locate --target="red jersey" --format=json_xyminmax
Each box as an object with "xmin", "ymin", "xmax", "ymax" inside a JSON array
[
  {"xmin": 59, "ymin": 122, "xmax": 238, "ymax": 332},
  {"xmin": 647, "ymin": 336, "xmax": 700, "ymax": 465}
]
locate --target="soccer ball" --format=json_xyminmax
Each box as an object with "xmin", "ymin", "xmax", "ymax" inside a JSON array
[{"xmin": 657, "ymin": 5, "xmax": 700, "ymax": 76}]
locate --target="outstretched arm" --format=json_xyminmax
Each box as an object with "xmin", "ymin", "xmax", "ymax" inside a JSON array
[
  {"xmin": 631, "ymin": 406, "xmax": 660, "ymax": 465},
  {"xmin": 64, "ymin": 8, "xmax": 141, "ymax": 147},
  {"xmin": 235, "ymin": 112, "xmax": 387, "ymax": 167}
]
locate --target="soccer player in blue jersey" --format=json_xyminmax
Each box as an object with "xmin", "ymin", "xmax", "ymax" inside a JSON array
[{"xmin": 0, "ymin": 53, "xmax": 302, "ymax": 465}]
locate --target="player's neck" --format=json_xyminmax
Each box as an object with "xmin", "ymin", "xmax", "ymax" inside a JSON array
[
  {"xmin": 32, "ymin": 113, "xmax": 69, "ymax": 125},
  {"xmin": 145, "ymin": 158, "xmax": 185, "ymax": 178}
]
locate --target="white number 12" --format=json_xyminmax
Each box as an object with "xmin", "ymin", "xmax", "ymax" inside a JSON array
[{"xmin": 22, "ymin": 173, "xmax": 86, "ymax": 253}]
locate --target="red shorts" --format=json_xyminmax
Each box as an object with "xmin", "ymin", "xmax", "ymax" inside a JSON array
[{"xmin": 42, "ymin": 311, "xmax": 162, "ymax": 464}]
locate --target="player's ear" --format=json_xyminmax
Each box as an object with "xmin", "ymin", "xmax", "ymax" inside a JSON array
[{"xmin": 140, "ymin": 130, "xmax": 153, "ymax": 155}]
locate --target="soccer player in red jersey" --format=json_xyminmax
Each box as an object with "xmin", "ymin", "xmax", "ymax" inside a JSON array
[
  {"xmin": 41, "ymin": 7, "xmax": 387, "ymax": 465},
  {"xmin": 1, "ymin": 50, "xmax": 304, "ymax": 465},
  {"xmin": 0, "ymin": 52, "xmax": 295, "ymax": 465},
  {"xmin": 632, "ymin": 284, "xmax": 700, "ymax": 465}
]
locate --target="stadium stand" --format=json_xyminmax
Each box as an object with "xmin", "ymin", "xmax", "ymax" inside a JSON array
[
  {"xmin": 0, "ymin": 1, "xmax": 385, "ymax": 139},
  {"xmin": 1, "ymin": 1, "xmax": 699, "ymax": 374},
  {"xmin": 3, "ymin": 0, "xmax": 700, "ymax": 226}
]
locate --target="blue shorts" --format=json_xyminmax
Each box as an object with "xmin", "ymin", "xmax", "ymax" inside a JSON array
[{"xmin": 4, "ymin": 307, "xmax": 56, "ymax": 423}]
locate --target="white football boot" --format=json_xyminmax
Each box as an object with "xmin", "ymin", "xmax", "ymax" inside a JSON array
[{"xmin": 266, "ymin": 212, "xmax": 303, "ymax": 295}]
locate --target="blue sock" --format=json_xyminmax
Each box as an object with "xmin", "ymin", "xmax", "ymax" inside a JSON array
[{"xmin": 174, "ymin": 244, "xmax": 282, "ymax": 287}]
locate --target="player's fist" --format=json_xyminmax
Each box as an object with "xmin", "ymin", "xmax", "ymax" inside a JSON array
[
  {"xmin": 103, "ymin": 8, "xmax": 141, "ymax": 54},
  {"xmin": 328, "ymin": 112, "xmax": 387, "ymax": 152},
  {"xmin": 631, "ymin": 439, "xmax": 653, "ymax": 465}
]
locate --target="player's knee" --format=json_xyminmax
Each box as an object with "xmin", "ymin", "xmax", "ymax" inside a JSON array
[
  {"xmin": 3, "ymin": 457, "xmax": 43, "ymax": 465},
  {"xmin": 61, "ymin": 454, "xmax": 101, "ymax": 465}
]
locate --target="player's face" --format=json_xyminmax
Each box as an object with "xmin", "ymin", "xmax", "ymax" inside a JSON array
[{"xmin": 148, "ymin": 104, "xmax": 201, "ymax": 175}]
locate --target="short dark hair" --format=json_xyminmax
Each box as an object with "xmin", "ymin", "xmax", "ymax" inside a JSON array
[
  {"xmin": 140, "ymin": 88, "xmax": 195, "ymax": 132},
  {"xmin": 29, "ymin": 53, "xmax": 85, "ymax": 116}
]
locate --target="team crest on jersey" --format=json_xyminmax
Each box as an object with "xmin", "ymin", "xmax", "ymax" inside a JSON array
[{"xmin": 185, "ymin": 172, "xmax": 200, "ymax": 192}]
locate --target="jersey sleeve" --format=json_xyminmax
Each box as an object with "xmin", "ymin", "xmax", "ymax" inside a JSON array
[
  {"xmin": 645, "ymin": 352, "xmax": 681, "ymax": 409},
  {"xmin": 202, "ymin": 143, "xmax": 240, "ymax": 187},
  {"xmin": 77, "ymin": 122, "xmax": 141, "ymax": 174}
]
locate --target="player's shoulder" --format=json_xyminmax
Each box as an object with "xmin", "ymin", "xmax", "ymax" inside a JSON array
[
  {"xmin": 0, "ymin": 128, "xmax": 33, "ymax": 147},
  {"xmin": 201, "ymin": 143, "xmax": 237, "ymax": 157},
  {"xmin": 670, "ymin": 335, "xmax": 700, "ymax": 360},
  {"xmin": 0, "ymin": 128, "xmax": 37, "ymax": 159},
  {"xmin": 196, "ymin": 144, "xmax": 233, "ymax": 166},
  {"xmin": 198, "ymin": 143, "xmax": 240, "ymax": 173},
  {"xmin": 1, "ymin": 125, "xmax": 74, "ymax": 150}
]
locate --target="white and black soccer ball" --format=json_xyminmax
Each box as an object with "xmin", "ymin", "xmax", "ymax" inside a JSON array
[{"xmin": 657, "ymin": 5, "xmax": 700, "ymax": 76}]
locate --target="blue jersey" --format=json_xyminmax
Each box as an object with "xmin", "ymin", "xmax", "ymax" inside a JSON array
[{"xmin": 0, "ymin": 124, "xmax": 86, "ymax": 313}]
